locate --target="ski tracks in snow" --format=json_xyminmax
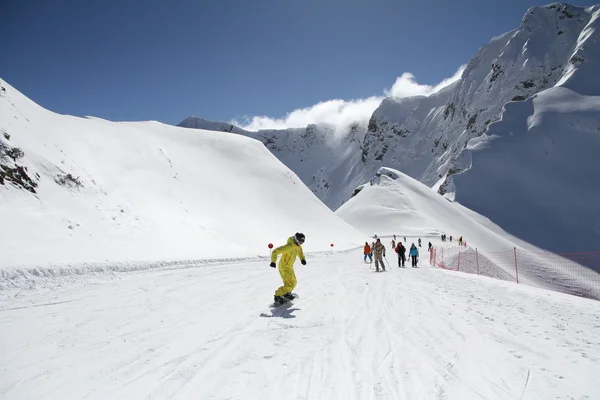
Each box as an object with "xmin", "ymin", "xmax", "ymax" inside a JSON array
[{"xmin": 1, "ymin": 250, "xmax": 600, "ymax": 399}]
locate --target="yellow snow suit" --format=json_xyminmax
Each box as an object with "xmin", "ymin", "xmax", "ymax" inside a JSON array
[{"xmin": 272, "ymin": 236, "xmax": 305, "ymax": 296}]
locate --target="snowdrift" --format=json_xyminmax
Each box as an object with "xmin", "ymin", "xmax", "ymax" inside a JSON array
[{"xmin": 0, "ymin": 79, "xmax": 364, "ymax": 272}]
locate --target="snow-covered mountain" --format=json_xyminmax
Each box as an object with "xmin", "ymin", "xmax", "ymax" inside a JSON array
[
  {"xmin": 0, "ymin": 79, "xmax": 365, "ymax": 270},
  {"xmin": 181, "ymin": 3, "xmax": 600, "ymax": 254},
  {"xmin": 453, "ymin": 85, "xmax": 600, "ymax": 254},
  {"xmin": 364, "ymin": 4, "xmax": 600, "ymax": 187}
]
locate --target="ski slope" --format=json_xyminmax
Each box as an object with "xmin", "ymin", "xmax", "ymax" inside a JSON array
[
  {"xmin": 336, "ymin": 167, "xmax": 600, "ymax": 299},
  {"xmin": 1, "ymin": 249, "xmax": 599, "ymax": 400},
  {"xmin": 0, "ymin": 78, "xmax": 364, "ymax": 270}
]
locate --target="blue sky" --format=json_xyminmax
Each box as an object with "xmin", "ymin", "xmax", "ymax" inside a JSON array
[{"xmin": 3, "ymin": 0, "xmax": 554, "ymax": 128}]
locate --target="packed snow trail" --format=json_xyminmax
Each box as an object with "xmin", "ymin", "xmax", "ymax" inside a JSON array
[{"xmin": 1, "ymin": 250, "xmax": 599, "ymax": 400}]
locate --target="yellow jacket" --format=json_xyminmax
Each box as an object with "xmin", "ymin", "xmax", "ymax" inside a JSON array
[{"xmin": 271, "ymin": 236, "xmax": 305, "ymax": 268}]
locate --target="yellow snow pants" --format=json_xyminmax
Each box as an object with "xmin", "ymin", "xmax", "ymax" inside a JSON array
[{"xmin": 275, "ymin": 264, "xmax": 297, "ymax": 296}]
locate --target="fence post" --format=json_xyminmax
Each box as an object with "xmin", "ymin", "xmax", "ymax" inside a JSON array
[
  {"xmin": 476, "ymin": 248, "xmax": 479, "ymax": 275},
  {"xmin": 514, "ymin": 247, "xmax": 519, "ymax": 284},
  {"xmin": 458, "ymin": 251, "xmax": 461, "ymax": 271}
]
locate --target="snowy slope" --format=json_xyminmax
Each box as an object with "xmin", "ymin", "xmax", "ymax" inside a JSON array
[
  {"xmin": 337, "ymin": 167, "xmax": 600, "ymax": 298},
  {"xmin": 2, "ymin": 250, "xmax": 599, "ymax": 399},
  {"xmin": 178, "ymin": 117, "xmax": 370, "ymax": 210},
  {"xmin": 453, "ymin": 87, "xmax": 600, "ymax": 254},
  {"xmin": 0, "ymin": 79, "xmax": 365, "ymax": 270}
]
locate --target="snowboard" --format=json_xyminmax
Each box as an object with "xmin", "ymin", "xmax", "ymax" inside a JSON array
[{"xmin": 271, "ymin": 293, "xmax": 299, "ymax": 307}]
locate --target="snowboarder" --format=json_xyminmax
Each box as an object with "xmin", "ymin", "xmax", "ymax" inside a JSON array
[
  {"xmin": 395, "ymin": 241, "xmax": 406, "ymax": 267},
  {"xmin": 270, "ymin": 232, "xmax": 306, "ymax": 305},
  {"xmin": 373, "ymin": 238, "xmax": 386, "ymax": 272},
  {"xmin": 409, "ymin": 243, "xmax": 419, "ymax": 268},
  {"xmin": 418, "ymin": 238, "xmax": 422, "ymax": 247},
  {"xmin": 364, "ymin": 242, "xmax": 372, "ymax": 263}
]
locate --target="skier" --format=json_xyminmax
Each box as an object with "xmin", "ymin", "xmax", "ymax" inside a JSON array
[
  {"xmin": 363, "ymin": 242, "xmax": 372, "ymax": 263},
  {"xmin": 404, "ymin": 236, "xmax": 407, "ymax": 243},
  {"xmin": 418, "ymin": 238, "xmax": 422, "ymax": 247},
  {"xmin": 450, "ymin": 235, "xmax": 453, "ymax": 242},
  {"xmin": 459, "ymin": 236, "xmax": 463, "ymax": 246},
  {"xmin": 428, "ymin": 241, "xmax": 432, "ymax": 252},
  {"xmin": 395, "ymin": 241, "xmax": 406, "ymax": 267},
  {"xmin": 270, "ymin": 232, "xmax": 306, "ymax": 305},
  {"xmin": 409, "ymin": 243, "xmax": 419, "ymax": 268},
  {"xmin": 373, "ymin": 238, "xmax": 386, "ymax": 272},
  {"xmin": 391, "ymin": 238, "xmax": 396, "ymax": 249}
]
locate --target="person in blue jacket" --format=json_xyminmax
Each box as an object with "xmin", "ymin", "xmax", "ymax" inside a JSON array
[{"xmin": 409, "ymin": 243, "xmax": 419, "ymax": 268}]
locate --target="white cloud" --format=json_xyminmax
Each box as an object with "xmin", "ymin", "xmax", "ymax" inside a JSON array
[
  {"xmin": 234, "ymin": 97, "xmax": 383, "ymax": 132},
  {"xmin": 385, "ymin": 65, "xmax": 467, "ymax": 97},
  {"xmin": 234, "ymin": 65, "xmax": 466, "ymax": 132}
]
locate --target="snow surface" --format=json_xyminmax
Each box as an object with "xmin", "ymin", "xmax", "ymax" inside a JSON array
[
  {"xmin": 1, "ymin": 250, "xmax": 599, "ymax": 399},
  {"xmin": 337, "ymin": 167, "xmax": 600, "ymax": 299},
  {"xmin": 0, "ymin": 78, "xmax": 364, "ymax": 270}
]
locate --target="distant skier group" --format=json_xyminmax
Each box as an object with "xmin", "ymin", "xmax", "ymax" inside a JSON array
[
  {"xmin": 363, "ymin": 234, "xmax": 420, "ymax": 270},
  {"xmin": 440, "ymin": 234, "xmax": 466, "ymax": 246}
]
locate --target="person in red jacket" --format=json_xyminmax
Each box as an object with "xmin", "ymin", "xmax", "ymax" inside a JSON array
[{"xmin": 363, "ymin": 242, "xmax": 372, "ymax": 263}]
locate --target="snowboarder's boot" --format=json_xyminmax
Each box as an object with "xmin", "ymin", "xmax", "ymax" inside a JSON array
[
  {"xmin": 274, "ymin": 295, "xmax": 286, "ymax": 305},
  {"xmin": 283, "ymin": 293, "xmax": 295, "ymax": 301}
]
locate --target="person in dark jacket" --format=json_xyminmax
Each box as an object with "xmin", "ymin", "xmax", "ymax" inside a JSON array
[{"xmin": 395, "ymin": 242, "xmax": 407, "ymax": 267}]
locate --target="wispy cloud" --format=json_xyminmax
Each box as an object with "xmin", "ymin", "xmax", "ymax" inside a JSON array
[
  {"xmin": 234, "ymin": 65, "xmax": 466, "ymax": 131},
  {"xmin": 385, "ymin": 65, "xmax": 466, "ymax": 98}
]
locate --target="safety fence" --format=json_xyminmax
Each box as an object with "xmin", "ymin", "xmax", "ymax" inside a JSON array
[{"xmin": 430, "ymin": 246, "xmax": 600, "ymax": 300}]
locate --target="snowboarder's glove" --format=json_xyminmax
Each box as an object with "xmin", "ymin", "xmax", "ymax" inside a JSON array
[
  {"xmin": 301, "ymin": 259, "xmax": 306, "ymax": 265},
  {"xmin": 270, "ymin": 262, "xmax": 276, "ymax": 268}
]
